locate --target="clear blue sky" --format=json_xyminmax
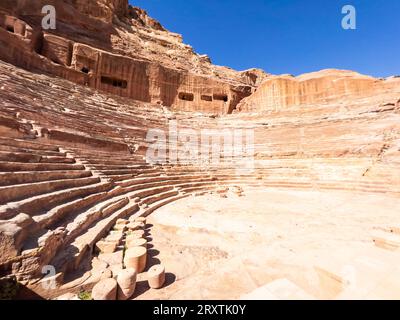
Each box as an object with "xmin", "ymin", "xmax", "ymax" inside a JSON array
[{"xmin": 130, "ymin": 0, "xmax": 400, "ymax": 77}]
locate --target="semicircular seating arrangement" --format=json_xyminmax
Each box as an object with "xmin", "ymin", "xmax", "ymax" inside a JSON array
[
  {"xmin": 1, "ymin": 58, "xmax": 400, "ymax": 299},
  {"xmin": 0, "ymin": 61, "xmax": 261, "ymax": 297},
  {"xmin": 1, "ymin": 0, "xmax": 400, "ymax": 300}
]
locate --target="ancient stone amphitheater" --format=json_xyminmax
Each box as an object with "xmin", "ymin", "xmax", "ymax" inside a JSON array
[{"xmin": 1, "ymin": 0, "xmax": 400, "ymax": 300}]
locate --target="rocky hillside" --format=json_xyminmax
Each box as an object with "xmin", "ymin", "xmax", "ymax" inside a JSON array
[
  {"xmin": 237, "ymin": 69, "xmax": 400, "ymax": 112},
  {"xmin": 1, "ymin": 1, "xmax": 400, "ymax": 300},
  {"xmin": 0, "ymin": 0, "xmax": 267, "ymax": 115}
]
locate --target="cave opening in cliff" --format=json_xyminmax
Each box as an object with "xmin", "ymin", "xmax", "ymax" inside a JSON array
[
  {"xmin": 213, "ymin": 94, "xmax": 228, "ymax": 102},
  {"xmin": 81, "ymin": 67, "xmax": 90, "ymax": 74},
  {"xmin": 6, "ymin": 25, "xmax": 14, "ymax": 33},
  {"xmin": 178, "ymin": 92, "xmax": 194, "ymax": 101},
  {"xmin": 50, "ymin": 58, "xmax": 61, "ymax": 65},
  {"xmin": 101, "ymin": 76, "xmax": 128, "ymax": 89},
  {"xmin": 201, "ymin": 95, "xmax": 212, "ymax": 102},
  {"xmin": 34, "ymin": 34, "xmax": 44, "ymax": 55}
]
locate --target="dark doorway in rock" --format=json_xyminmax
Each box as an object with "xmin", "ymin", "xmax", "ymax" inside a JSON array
[
  {"xmin": 101, "ymin": 76, "xmax": 127, "ymax": 89},
  {"xmin": 213, "ymin": 94, "xmax": 228, "ymax": 102},
  {"xmin": 178, "ymin": 92, "xmax": 194, "ymax": 101},
  {"xmin": 201, "ymin": 95, "xmax": 212, "ymax": 102},
  {"xmin": 81, "ymin": 67, "xmax": 90, "ymax": 74},
  {"xmin": 6, "ymin": 25, "xmax": 14, "ymax": 33}
]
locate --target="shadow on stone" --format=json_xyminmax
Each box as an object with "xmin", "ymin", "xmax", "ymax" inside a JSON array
[
  {"xmin": 163, "ymin": 272, "xmax": 176, "ymax": 289},
  {"xmin": 131, "ymin": 280, "xmax": 150, "ymax": 299}
]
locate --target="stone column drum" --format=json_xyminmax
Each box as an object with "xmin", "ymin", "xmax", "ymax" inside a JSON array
[
  {"xmin": 127, "ymin": 230, "xmax": 145, "ymax": 239},
  {"xmin": 117, "ymin": 268, "xmax": 137, "ymax": 300},
  {"xmin": 126, "ymin": 237, "xmax": 147, "ymax": 249},
  {"xmin": 91, "ymin": 278, "xmax": 118, "ymax": 300},
  {"xmin": 147, "ymin": 264, "xmax": 165, "ymax": 289},
  {"xmin": 124, "ymin": 247, "xmax": 147, "ymax": 273},
  {"xmin": 135, "ymin": 217, "xmax": 147, "ymax": 225}
]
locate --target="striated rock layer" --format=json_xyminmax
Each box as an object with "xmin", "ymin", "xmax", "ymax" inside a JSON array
[
  {"xmin": 0, "ymin": 58, "xmax": 399, "ymax": 298},
  {"xmin": 0, "ymin": 0, "xmax": 267, "ymax": 115},
  {"xmin": 0, "ymin": 1, "xmax": 400, "ymax": 300},
  {"xmin": 237, "ymin": 69, "xmax": 400, "ymax": 112}
]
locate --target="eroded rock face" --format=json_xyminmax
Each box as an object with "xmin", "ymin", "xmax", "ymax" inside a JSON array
[
  {"xmin": 0, "ymin": 0, "xmax": 266, "ymax": 115},
  {"xmin": 92, "ymin": 278, "xmax": 118, "ymax": 300},
  {"xmin": 0, "ymin": 1, "xmax": 400, "ymax": 301},
  {"xmin": 0, "ymin": 214, "xmax": 33, "ymax": 265},
  {"xmin": 237, "ymin": 69, "xmax": 400, "ymax": 112}
]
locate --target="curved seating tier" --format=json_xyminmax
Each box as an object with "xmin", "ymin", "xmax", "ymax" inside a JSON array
[{"xmin": 0, "ymin": 60, "xmax": 399, "ymax": 299}]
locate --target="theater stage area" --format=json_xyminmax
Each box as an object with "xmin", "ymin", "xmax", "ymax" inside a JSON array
[{"xmin": 137, "ymin": 187, "xmax": 400, "ymax": 300}]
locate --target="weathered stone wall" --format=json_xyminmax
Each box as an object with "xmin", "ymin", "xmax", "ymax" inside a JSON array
[
  {"xmin": 41, "ymin": 34, "xmax": 73, "ymax": 66},
  {"xmin": 237, "ymin": 70, "xmax": 398, "ymax": 112},
  {"xmin": 0, "ymin": 1, "xmax": 261, "ymax": 114}
]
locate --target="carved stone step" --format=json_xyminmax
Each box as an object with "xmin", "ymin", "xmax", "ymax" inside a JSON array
[
  {"xmin": 0, "ymin": 170, "xmax": 92, "ymax": 186},
  {"xmin": 0, "ymin": 161, "xmax": 85, "ymax": 172},
  {"xmin": 0, "ymin": 176, "xmax": 100, "ymax": 205},
  {"xmin": 0, "ymin": 181, "xmax": 113, "ymax": 219},
  {"xmin": 52, "ymin": 201, "xmax": 139, "ymax": 273}
]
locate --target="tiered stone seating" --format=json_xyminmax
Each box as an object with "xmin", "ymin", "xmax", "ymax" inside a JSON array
[
  {"xmin": 0, "ymin": 62, "xmax": 228, "ymax": 290},
  {"xmin": 0, "ymin": 58, "xmax": 399, "ymax": 300}
]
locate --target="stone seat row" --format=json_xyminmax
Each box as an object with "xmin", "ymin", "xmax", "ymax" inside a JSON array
[
  {"xmin": 0, "ymin": 169, "xmax": 93, "ymax": 187},
  {"xmin": 66, "ymin": 216, "xmax": 165, "ymax": 300},
  {"xmin": 1, "ymin": 169, "xmax": 225, "ymax": 279},
  {"xmin": 54, "ymin": 179, "xmax": 224, "ymax": 273}
]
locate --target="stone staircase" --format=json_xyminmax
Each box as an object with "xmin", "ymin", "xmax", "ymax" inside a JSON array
[{"xmin": 0, "ymin": 60, "xmax": 399, "ymax": 299}]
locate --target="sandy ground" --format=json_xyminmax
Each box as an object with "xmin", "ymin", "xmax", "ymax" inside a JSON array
[{"xmin": 135, "ymin": 187, "xmax": 400, "ymax": 300}]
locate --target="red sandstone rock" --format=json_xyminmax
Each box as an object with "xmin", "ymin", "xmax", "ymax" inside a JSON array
[
  {"xmin": 124, "ymin": 247, "xmax": 147, "ymax": 273},
  {"xmin": 237, "ymin": 69, "xmax": 400, "ymax": 112},
  {"xmin": 92, "ymin": 278, "xmax": 118, "ymax": 300},
  {"xmin": 147, "ymin": 264, "xmax": 165, "ymax": 289},
  {"xmin": 0, "ymin": 0, "xmax": 265, "ymax": 115},
  {"xmin": 0, "ymin": 0, "xmax": 399, "ymax": 301},
  {"xmin": 0, "ymin": 213, "xmax": 33, "ymax": 265}
]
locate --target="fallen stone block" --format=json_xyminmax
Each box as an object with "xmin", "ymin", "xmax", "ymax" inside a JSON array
[
  {"xmin": 126, "ymin": 237, "xmax": 147, "ymax": 249},
  {"xmin": 104, "ymin": 233, "xmax": 123, "ymax": 244},
  {"xmin": 135, "ymin": 217, "xmax": 147, "ymax": 225},
  {"xmin": 92, "ymin": 278, "xmax": 118, "ymax": 300},
  {"xmin": 109, "ymin": 264, "xmax": 124, "ymax": 277},
  {"xmin": 113, "ymin": 224, "xmax": 127, "ymax": 232},
  {"xmin": 126, "ymin": 230, "xmax": 145, "ymax": 241},
  {"xmin": 124, "ymin": 247, "xmax": 147, "ymax": 273},
  {"xmin": 240, "ymin": 279, "xmax": 313, "ymax": 300},
  {"xmin": 91, "ymin": 257, "xmax": 109, "ymax": 271},
  {"xmin": 372, "ymin": 231, "xmax": 400, "ymax": 251},
  {"xmin": 55, "ymin": 292, "xmax": 78, "ymax": 300},
  {"xmin": 98, "ymin": 251, "xmax": 124, "ymax": 266},
  {"xmin": 115, "ymin": 219, "xmax": 128, "ymax": 226},
  {"xmin": 127, "ymin": 222, "xmax": 144, "ymax": 231},
  {"xmin": 96, "ymin": 240, "xmax": 117, "ymax": 254},
  {"xmin": 117, "ymin": 268, "xmax": 137, "ymax": 300},
  {"xmin": 0, "ymin": 213, "xmax": 34, "ymax": 265}
]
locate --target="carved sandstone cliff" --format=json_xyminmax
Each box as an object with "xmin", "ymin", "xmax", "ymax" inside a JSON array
[
  {"xmin": 0, "ymin": 0, "xmax": 267, "ymax": 115},
  {"xmin": 237, "ymin": 69, "xmax": 400, "ymax": 112}
]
